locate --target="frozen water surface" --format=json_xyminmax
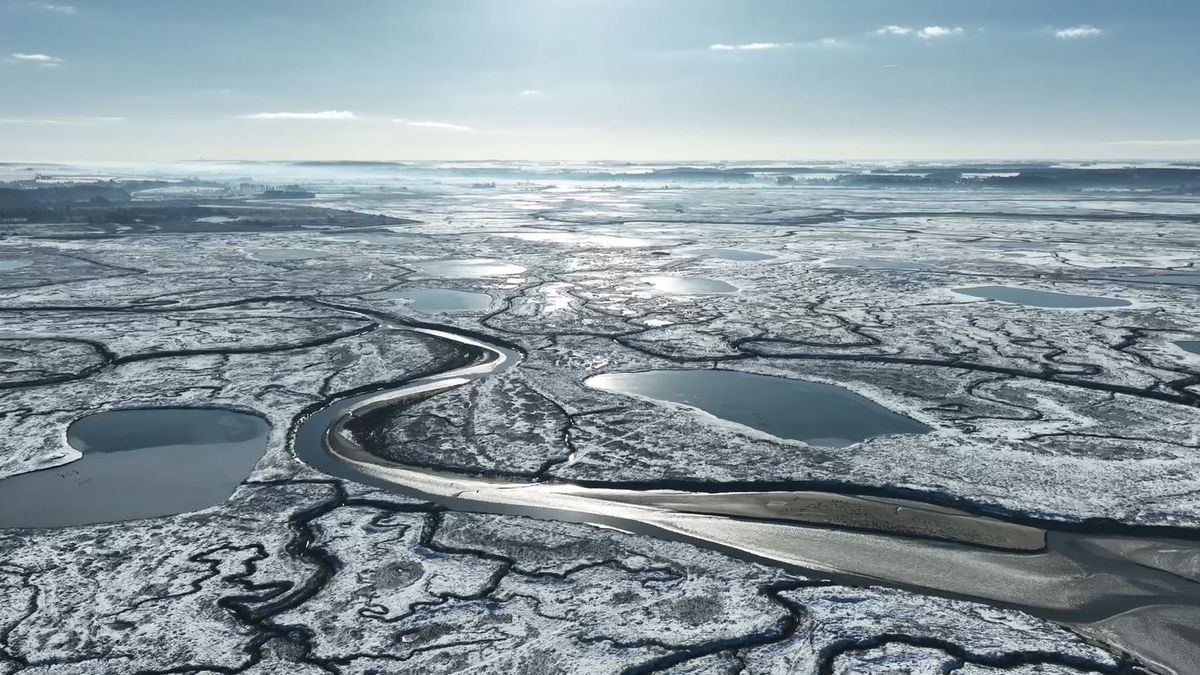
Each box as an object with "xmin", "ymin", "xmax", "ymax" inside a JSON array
[
  {"xmin": 0, "ymin": 408, "xmax": 269, "ymax": 528},
  {"xmin": 586, "ymin": 369, "xmax": 931, "ymax": 447}
]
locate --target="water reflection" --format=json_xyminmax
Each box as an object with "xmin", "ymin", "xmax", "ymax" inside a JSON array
[
  {"xmin": 955, "ymin": 285, "xmax": 1130, "ymax": 308},
  {"xmin": 0, "ymin": 407, "xmax": 270, "ymax": 528},
  {"xmin": 586, "ymin": 369, "xmax": 929, "ymax": 446},
  {"xmin": 374, "ymin": 288, "xmax": 492, "ymax": 313},
  {"xmin": 411, "ymin": 258, "xmax": 526, "ymax": 278},
  {"xmin": 643, "ymin": 276, "xmax": 737, "ymax": 294}
]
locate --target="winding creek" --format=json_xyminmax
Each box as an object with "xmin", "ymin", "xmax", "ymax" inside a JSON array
[{"xmin": 292, "ymin": 313, "xmax": 1200, "ymax": 675}]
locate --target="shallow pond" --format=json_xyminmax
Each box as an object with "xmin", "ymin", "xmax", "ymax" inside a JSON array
[
  {"xmin": 376, "ymin": 288, "xmax": 492, "ymax": 313},
  {"xmin": 643, "ymin": 276, "xmax": 737, "ymax": 294},
  {"xmin": 955, "ymin": 285, "xmax": 1130, "ymax": 308},
  {"xmin": 0, "ymin": 259, "xmax": 31, "ymax": 272},
  {"xmin": 412, "ymin": 258, "xmax": 526, "ymax": 278},
  {"xmin": 585, "ymin": 369, "xmax": 930, "ymax": 447},
  {"xmin": 0, "ymin": 408, "xmax": 270, "ymax": 528},
  {"xmin": 1178, "ymin": 341, "xmax": 1200, "ymax": 356}
]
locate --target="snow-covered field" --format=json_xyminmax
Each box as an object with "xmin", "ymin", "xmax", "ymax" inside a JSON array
[{"xmin": 2, "ymin": 165, "xmax": 1197, "ymax": 672}]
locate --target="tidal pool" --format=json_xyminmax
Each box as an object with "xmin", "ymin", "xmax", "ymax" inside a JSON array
[
  {"xmin": 250, "ymin": 248, "xmax": 328, "ymax": 262},
  {"xmin": 0, "ymin": 407, "xmax": 270, "ymax": 528},
  {"xmin": 376, "ymin": 288, "xmax": 492, "ymax": 313},
  {"xmin": 692, "ymin": 248, "xmax": 776, "ymax": 261},
  {"xmin": 955, "ymin": 286, "xmax": 1130, "ymax": 308},
  {"xmin": 586, "ymin": 369, "xmax": 929, "ymax": 447},
  {"xmin": 412, "ymin": 258, "xmax": 526, "ymax": 278},
  {"xmin": 643, "ymin": 276, "xmax": 737, "ymax": 294}
]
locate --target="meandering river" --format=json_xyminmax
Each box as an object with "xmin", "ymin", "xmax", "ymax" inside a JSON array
[{"xmin": 293, "ymin": 314, "xmax": 1200, "ymax": 675}]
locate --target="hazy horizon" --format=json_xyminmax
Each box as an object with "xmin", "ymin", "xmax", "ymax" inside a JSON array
[{"xmin": 3, "ymin": 0, "xmax": 1197, "ymax": 162}]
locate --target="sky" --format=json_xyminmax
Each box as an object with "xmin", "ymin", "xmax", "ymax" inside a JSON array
[{"xmin": 1, "ymin": 0, "xmax": 1198, "ymax": 161}]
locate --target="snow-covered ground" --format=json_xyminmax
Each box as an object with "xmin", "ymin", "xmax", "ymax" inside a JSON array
[{"xmin": 2, "ymin": 172, "xmax": 1198, "ymax": 672}]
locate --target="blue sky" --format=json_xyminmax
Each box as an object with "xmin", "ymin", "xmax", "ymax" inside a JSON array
[{"xmin": 1, "ymin": 0, "xmax": 1197, "ymax": 161}]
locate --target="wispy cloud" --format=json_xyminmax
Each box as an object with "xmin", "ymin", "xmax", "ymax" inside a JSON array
[
  {"xmin": 30, "ymin": 3, "xmax": 76, "ymax": 13},
  {"xmin": 710, "ymin": 42, "xmax": 792, "ymax": 51},
  {"xmin": 917, "ymin": 26, "xmax": 964, "ymax": 39},
  {"xmin": 237, "ymin": 110, "xmax": 358, "ymax": 120},
  {"xmin": 875, "ymin": 25, "xmax": 964, "ymax": 40},
  {"xmin": 814, "ymin": 37, "xmax": 849, "ymax": 48},
  {"xmin": 709, "ymin": 37, "xmax": 850, "ymax": 53},
  {"xmin": 8, "ymin": 52, "xmax": 63, "ymax": 65},
  {"xmin": 1055, "ymin": 25, "xmax": 1102, "ymax": 39},
  {"xmin": 393, "ymin": 119, "xmax": 473, "ymax": 132},
  {"xmin": 519, "ymin": 89, "xmax": 545, "ymax": 97}
]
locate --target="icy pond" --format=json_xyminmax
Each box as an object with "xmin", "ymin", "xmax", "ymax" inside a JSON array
[
  {"xmin": 1178, "ymin": 341, "xmax": 1200, "ymax": 356},
  {"xmin": 375, "ymin": 288, "xmax": 492, "ymax": 313},
  {"xmin": 642, "ymin": 276, "xmax": 737, "ymax": 294},
  {"xmin": 412, "ymin": 258, "xmax": 526, "ymax": 278},
  {"xmin": 954, "ymin": 285, "xmax": 1131, "ymax": 308},
  {"xmin": 0, "ymin": 408, "xmax": 270, "ymax": 528},
  {"xmin": 585, "ymin": 369, "xmax": 930, "ymax": 447}
]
